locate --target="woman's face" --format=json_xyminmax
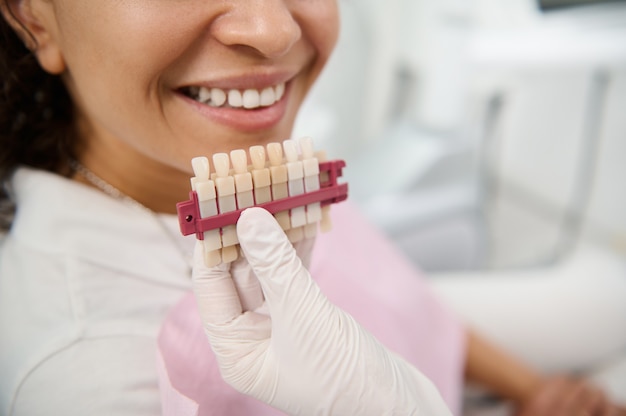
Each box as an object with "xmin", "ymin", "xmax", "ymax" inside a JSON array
[{"xmin": 27, "ymin": 0, "xmax": 339, "ymax": 176}]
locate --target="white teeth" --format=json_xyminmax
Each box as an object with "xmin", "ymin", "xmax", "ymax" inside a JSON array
[
  {"xmin": 228, "ymin": 90, "xmax": 243, "ymax": 108},
  {"xmin": 242, "ymin": 89, "xmax": 260, "ymax": 109},
  {"xmin": 260, "ymin": 87, "xmax": 275, "ymax": 106},
  {"xmin": 211, "ymin": 88, "xmax": 226, "ymax": 106},
  {"xmin": 276, "ymin": 83, "xmax": 285, "ymax": 101},
  {"xmin": 188, "ymin": 82, "xmax": 286, "ymax": 109},
  {"xmin": 198, "ymin": 87, "xmax": 211, "ymax": 103}
]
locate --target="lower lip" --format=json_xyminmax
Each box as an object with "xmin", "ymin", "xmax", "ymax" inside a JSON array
[{"xmin": 177, "ymin": 84, "xmax": 291, "ymax": 132}]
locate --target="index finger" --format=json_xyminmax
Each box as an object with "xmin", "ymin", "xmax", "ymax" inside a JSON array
[{"xmin": 191, "ymin": 241, "xmax": 243, "ymax": 326}]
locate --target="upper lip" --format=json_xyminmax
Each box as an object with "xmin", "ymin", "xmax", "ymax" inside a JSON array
[{"xmin": 178, "ymin": 69, "xmax": 295, "ymax": 91}]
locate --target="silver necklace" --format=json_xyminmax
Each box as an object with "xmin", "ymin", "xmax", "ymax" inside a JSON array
[{"xmin": 70, "ymin": 160, "xmax": 193, "ymax": 277}]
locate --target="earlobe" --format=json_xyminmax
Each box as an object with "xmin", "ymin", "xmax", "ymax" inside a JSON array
[
  {"xmin": 1, "ymin": 0, "xmax": 65, "ymax": 74},
  {"xmin": 33, "ymin": 38, "xmax": 65, "ymax": 75}
]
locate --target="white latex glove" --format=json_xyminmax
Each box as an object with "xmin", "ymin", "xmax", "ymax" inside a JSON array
[{"xmin": 192, "ymin": 207, "xmax": 452, "ymax": 416}]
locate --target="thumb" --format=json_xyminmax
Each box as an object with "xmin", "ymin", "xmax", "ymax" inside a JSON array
[{"xmin": 236, "ymin": 207, "xmax": 313, "ymax": 307}]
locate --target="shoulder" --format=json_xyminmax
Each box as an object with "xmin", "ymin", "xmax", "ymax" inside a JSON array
[
  {"xmin": 8, "ymin": 337, "xmax": 161, "ymax": 416},
  {"xmin": 0, "ymin": 237, "xmax": 162, "ymax": 415},
  {"xmin": 0, "ymin": 236, "xmax": 78, "ymax": 414}
]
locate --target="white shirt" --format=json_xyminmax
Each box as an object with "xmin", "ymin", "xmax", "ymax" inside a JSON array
[{"xmin": 0, "ymin": 168, "xmax": 194, "ymax": 415}]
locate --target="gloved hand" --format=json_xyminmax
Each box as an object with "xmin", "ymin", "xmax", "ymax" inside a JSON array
[{"xmin": 192, "ymin": 207, "xmax": 452, "ymax": 416}]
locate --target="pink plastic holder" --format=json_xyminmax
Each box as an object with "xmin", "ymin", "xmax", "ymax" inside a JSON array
[{"xmin": 176, "ymin": 159, "xmax": 348, "ymax": 239}]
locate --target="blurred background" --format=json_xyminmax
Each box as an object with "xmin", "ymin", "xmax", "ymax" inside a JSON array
[{"xmin": 294, "ymin": 0, "xmax": 626, "ymax": 413}]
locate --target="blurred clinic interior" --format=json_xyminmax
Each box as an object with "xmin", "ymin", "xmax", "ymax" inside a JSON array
[{"xmin": 293, "ymin": 0, "xmax": 626, "ymax": 413}]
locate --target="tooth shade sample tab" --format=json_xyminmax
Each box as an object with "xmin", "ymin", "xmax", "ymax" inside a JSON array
[{"xmin": 177, "ymin": 138, "xmax": 349, "ymax": 267}]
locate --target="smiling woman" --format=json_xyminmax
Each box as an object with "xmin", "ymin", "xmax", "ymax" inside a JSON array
[
  {"xmin": 0, "ymin": 0, "xmax": 338, "ymax": 214},
  {"xmin": 2, "ymin": 1, "xmax": 623, "ymax": 415},
  {"xmin": 0, "ymin": 0, "xmax": 456, "ymax": 414}
]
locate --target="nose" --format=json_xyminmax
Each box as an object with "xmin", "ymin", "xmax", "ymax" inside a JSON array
[{"xmin": 211, "ymin": 1, "xmax": 302, "ymax": 59}]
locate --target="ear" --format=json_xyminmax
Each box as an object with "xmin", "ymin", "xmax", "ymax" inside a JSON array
[{"xmin": 1, "ymin": 0, "xmax": 65, "ymax": 74}]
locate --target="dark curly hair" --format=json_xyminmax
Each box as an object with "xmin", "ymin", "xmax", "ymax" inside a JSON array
[{"xmin": 0, "ymin": 0, "xmax": 76, "ymax": 231}]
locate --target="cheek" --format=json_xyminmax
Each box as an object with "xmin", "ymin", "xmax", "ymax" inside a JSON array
[
  {"xmin": 56, "ymin": 2, "xmax": 199, "ymax": 79},
  {"xmin": 297, "ymin": 1, "xmax": 340, "ymax": 63},
  {"xmin": 56, "ymin": 1, "xmax": 207, "ymax": 134},
  {"xmin": 299, "ymin": 4, "xmax": 339, "ymax": 100}
]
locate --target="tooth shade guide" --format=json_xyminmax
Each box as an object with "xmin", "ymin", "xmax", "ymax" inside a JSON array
[
  {"xmin": 304, "ymin": 223, "xmax": 318, "ymax": 239},
  {"xmin": 230, "ymin": 149, "xmax": 254, "ymax": 210},
  {"xmin": 267, "ymin": 142, "xmax": 290, "ymax": 230},
  {"xmin": 286, "ymin": 227, "xmax": 304, "ymax": 243},
  {"xmin": 320, "ymin": 205, "xmax": 333, "ymax": 233},
  {"xmin": 283, "ymin": 139, "xmax": 307, "ymax": 229},
  {"xmin": 176, "ymin": 142, "xmax": 348, "ymax": 266},
  {"xmin": 313, "ymin": 149, "xmax": 333, "ymax": 229},
  {"xmin": 212, "ymin": 153, "xmax": 239, "ymax": 261},
  {"xmin": 190, "ymin": 157, "xmax": 222, "ymax": 266},
  {"xmin": 251, "ymin": 169, "xmax": 272, "ymax": 204},
  {"xmin": 249, "ymin": 145, "xmax": 272, "ymax": 205},
  {"xmin": 299, "ymin": 137, "xmax": 322, "ymax": 225},
  {"xmin": 180, "ymin": 161, "xmax": 347, "ymax": 232}
]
